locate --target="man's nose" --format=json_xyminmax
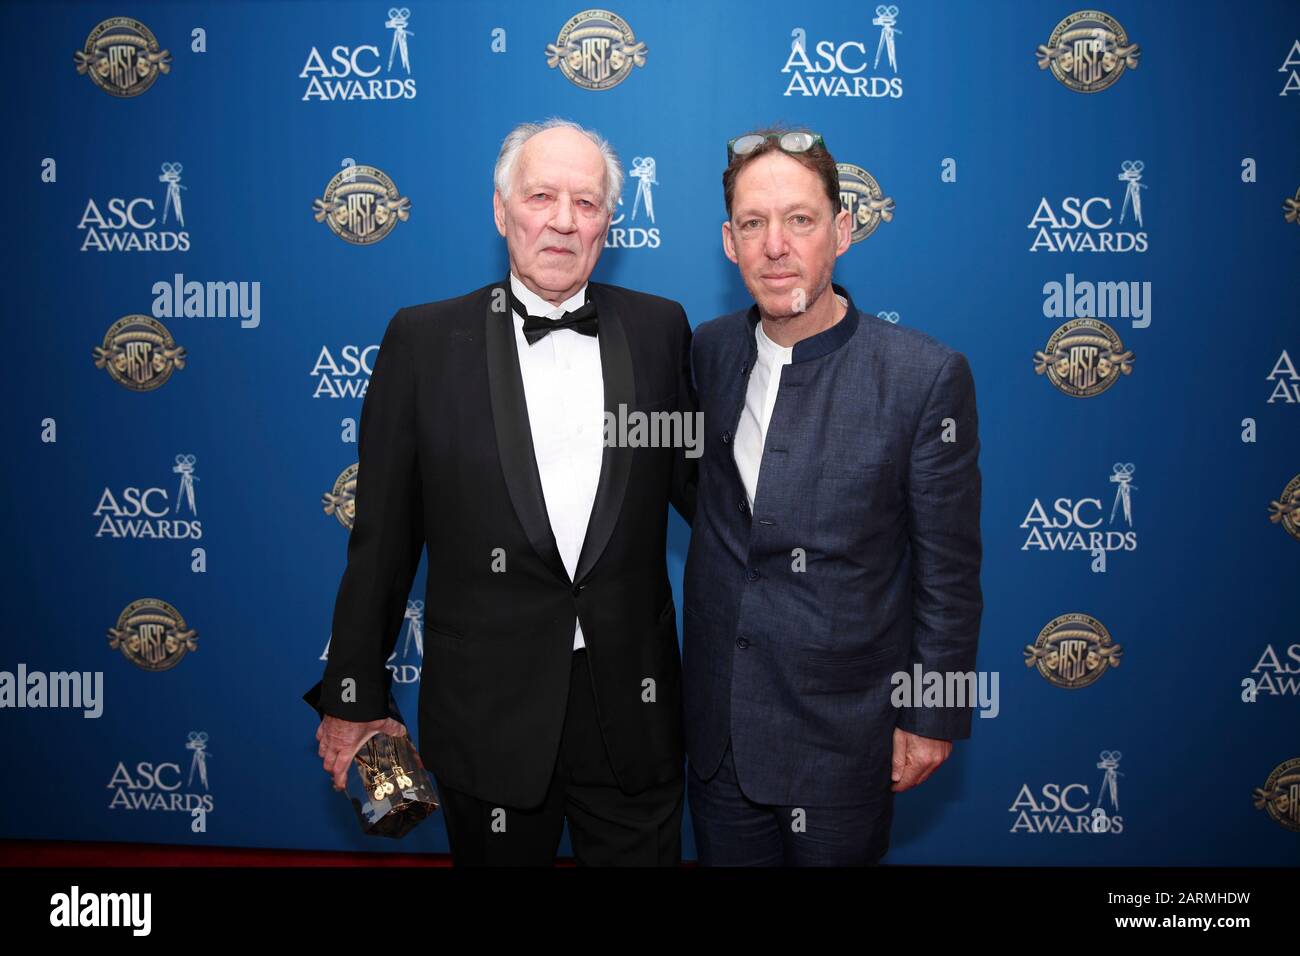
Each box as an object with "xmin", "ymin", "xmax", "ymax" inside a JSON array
[
  {"xmin": 763, "ymin": 222, "xmax": 790, "ymax": 259},
  {"xmin": 550, "ymin": 199, "xmax": 578, "ymax": 232}
]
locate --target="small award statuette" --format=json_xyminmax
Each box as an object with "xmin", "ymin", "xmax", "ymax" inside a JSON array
[
  {"xmin": 346, "ymin": 730, "xmax": 439, "ymax": 838},
  {"xmin": 302, "ymin": 680, "xmax": 439, "ymax": 838}
]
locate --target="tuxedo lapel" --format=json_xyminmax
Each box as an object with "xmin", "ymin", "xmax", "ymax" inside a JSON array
[
  {"xmin": 574, "ymin": 282, "xmax": 635, "ymax": 585},
  {"xmin": 484, "ymin": 280, "xmax": 570, "ymax": 585}
]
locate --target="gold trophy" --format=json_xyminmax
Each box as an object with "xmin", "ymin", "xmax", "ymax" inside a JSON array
[{"xmin": 303, "ymin": 680, "xmax": 439, "ymax": 838}]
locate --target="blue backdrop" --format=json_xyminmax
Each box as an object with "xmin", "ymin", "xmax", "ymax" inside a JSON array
[{"xmin": 2, "ymin": 0, "xmax": 1297, "ymax": 864}]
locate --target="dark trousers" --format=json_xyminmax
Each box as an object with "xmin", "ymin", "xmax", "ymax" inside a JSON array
[
  {"xmin": 436, "ymin": 648, "xmax": 684, "ymax": 866},
  {"xmin": 688, "ymin": 739, "xmax": 893, "ymax": 866}
]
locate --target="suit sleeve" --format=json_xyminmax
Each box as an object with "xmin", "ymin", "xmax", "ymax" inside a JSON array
[
  {"xmin": 304, "ymin": 308, "xmax": 424, "ymax": 724},
  {"xmin": 896, "ymin": 350, "xmax": 983, "ymax": 740},
  {"xmin": 670, "ymin": 304, "xmax": 698, "ymax": 526}
]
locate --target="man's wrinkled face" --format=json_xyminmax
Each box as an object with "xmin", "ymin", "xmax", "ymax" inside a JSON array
[
  {"xmin": 722, "ymin": 151, "xmax": 851, "ymax": 320},
  {"xmin": 493, "ymin": 127, "xmax": 611, "ymax": 304}
]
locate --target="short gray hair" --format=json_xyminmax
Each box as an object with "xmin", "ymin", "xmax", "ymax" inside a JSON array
[{"xmin": 493, "ymin": 118, "xmax": 623, "ymax": 215}]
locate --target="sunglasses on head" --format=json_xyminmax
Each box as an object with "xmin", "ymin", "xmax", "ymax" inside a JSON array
[{"xmin": 727, "ymin": 130, "xmax": 826, "ymax": 163}]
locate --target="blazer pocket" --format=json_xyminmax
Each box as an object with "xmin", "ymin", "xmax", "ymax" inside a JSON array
[
  {"xmin": 423, "ymin": 623, "xmax": 463, "ymax": 650},
  {"xmin": 819, "ymin": 457, "xmax": 894, "ymax": 480},
  {"xmin": 802, "ymin": 643, "xmax": 899, "ymax": 694},
  {"xmin": 805, "ymin": 643, "xmax": 896, "ymax": 669}
]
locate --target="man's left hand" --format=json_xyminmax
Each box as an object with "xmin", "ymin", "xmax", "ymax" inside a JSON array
[{"xmin": 890, "ymin": 727, "xmax": 953, "ymax": 792}]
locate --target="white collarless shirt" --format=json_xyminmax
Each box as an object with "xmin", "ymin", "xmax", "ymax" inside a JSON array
[
  {"xmin": 733, "ymin": 293, "xmax": 847, "ymax": 510},
  {"xmin": 509, "ymin": 272, "xmax": 604, "ymax": 650}
]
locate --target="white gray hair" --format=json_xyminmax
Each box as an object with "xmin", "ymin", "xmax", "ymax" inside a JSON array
[{"xmin": 493, "ymin": 118, "xmax": 623, "ymax": 215}]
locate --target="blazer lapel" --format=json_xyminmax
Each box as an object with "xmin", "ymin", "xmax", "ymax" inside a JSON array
[
  {"xmin": 574, "ymin": 282, "xmax": 635, "ymax": 585},
  {"xmin": 723, "ymin": 323, "xmax": 759, "ymax": 498},
  {"xmin": 484, "ymin": 279, "xmax": 570, "ymax": 585}
]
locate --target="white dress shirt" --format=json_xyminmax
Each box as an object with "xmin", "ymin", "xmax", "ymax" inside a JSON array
[
  {"xmin": 733, "ymin": 294, "xmax": 847, "ymax": 510},
  {"xmin": 509, "ymin": 272, "xmax": 604, "ymax": 650}
]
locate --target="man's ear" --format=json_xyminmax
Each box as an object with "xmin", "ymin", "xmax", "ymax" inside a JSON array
[
  {"xmin": 833, "ymin": 207, "xmax": 852, "ymax": 258},
  {"xmin": 492, "ymin": 190, "xmax": 506, "ymax": 238},
  {"xmin": 597, "ymin": 202, "xmax": 613, "ymax": 246},
  {"xmin": 721, "ymin": 220, "xmax": 739, "ymax": 264}
]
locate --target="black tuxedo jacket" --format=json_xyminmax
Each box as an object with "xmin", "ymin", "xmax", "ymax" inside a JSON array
[{"xmin": 304, "ymin": 277, "xmax": 696, "ymax": 808}]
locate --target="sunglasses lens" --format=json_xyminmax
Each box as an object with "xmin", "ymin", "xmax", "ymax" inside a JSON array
[
  {"xmin": 732, "ymin": 134, "xmax": 764, "ymax": 156},
  {"xmin": 781, "ymin": 131, "xmax": 815, "ymax": 152}
]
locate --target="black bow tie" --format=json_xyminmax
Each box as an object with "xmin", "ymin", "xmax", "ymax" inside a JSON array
[{"xmin": 512, "ymin": 294, "xmax": 599, "ymax": 345}]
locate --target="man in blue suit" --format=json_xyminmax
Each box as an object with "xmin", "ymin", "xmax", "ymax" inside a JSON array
[{"xmin": 683, "ymin": 128, "xmax": 983, "ymax": 865}]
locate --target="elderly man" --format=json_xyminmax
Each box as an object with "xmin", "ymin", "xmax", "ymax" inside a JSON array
[
  {"xmin": 683, "ymin": 127, "xmax": 983, "ymax": 865},
  {"xmin": 305, "ymin": 118, "xmax": 696, "ymax": 866}
]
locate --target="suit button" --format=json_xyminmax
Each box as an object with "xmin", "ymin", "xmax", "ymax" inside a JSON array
[
  {"xmin": 746, "ymin": 568, "xmax": 759, "ymax": 581},
  {"xmin": 736, "ymin": 636, "xmax": 750, "ymax": 649},
  {"xmin": 738, "ymin": 499, "xmax": 748, "ymax": 514},
  {"xmin": 721, "ymin": 431, "xmax": 732, "ymax": 444},
  {"xmin": 572, "ymin": 584, "xmax": 584, "ymax": 596}
]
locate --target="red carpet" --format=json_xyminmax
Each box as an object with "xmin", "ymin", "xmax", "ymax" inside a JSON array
[{"xmin": 0, "ymin": 839, "xmax": 473, "ymax": 867}]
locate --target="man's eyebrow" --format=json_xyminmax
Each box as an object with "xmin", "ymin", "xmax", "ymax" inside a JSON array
[
  {"xmin": 520, "ymin": 180, "xmax": 600, "ymax": 197},
  {"xmin": 732, "ymin": 202, "xmax": 823, "ymax": 219}
]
